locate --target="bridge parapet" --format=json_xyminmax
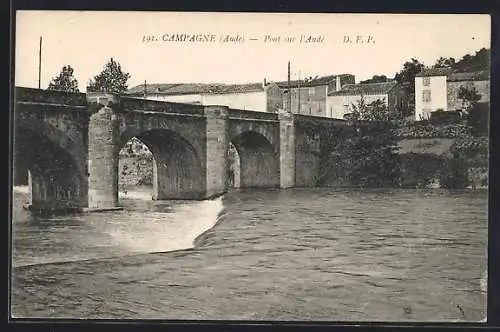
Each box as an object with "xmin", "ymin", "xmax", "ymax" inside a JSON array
[
  {"xmin": 120, "ymin": 97, "xmax": 205, "ymax": 115},
  {"xmin": 294, "ymin": 114, "xmax": 346, "ymax": 128},
  {"xmin": 228, "ymin": 108, "xmax": 278, "ymax": 121},
  {"xmin": 15, "ymin": 87, "xmax": 87, "ymax": 106}
]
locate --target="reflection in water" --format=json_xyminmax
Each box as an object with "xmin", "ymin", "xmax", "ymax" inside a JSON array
[{"xmin": 11, "ymin": 186, "xmax": 488, "ymax": 322}]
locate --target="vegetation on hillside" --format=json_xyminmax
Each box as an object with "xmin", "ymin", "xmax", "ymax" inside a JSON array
[
  {"xmin": 393, "ymin": 48, "xmax": 490, "ymax": 86},
  {"xmin": 360, "ymin": 75, "xmax": 391, "ymax": 84},
  {"xmin": 450, "ymin": 48, "xmax": 490, "ymax": 72}
]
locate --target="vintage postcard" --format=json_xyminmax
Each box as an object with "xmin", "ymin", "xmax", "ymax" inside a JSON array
[{"xmin": 11, "ymin": 11, "xmax": 489, "ymax": 322}]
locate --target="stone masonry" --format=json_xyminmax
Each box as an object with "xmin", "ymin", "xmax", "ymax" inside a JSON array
[
  {"xmin": 279, "ymin": 112, "xmax": 296, "ymax": 188},
  {"xmin": 14, "ymin": 87, "xmax": 346, "ymax": 212},
  {"xmin": 87, "ymin": 94, "xmax": 120, "ymax": 209}
]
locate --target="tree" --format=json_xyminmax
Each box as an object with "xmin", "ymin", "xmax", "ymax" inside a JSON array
[
  {"xmin": 360, "ymin": 75, "xmax": 389, "ymax": 84},
  {"xmin": 321, "ymin": 97, "xmax": 402, "ymax": 187},
  {"xmin": 47, "ymin": 65, "xmax": 79, "ymax": 92},
  {"xmin": 458, "ymin": 86, "xmax": 488, "ymax": 136},
  {"xmin": 458, "ymin": 86, "xmax": 482, "ymax": 113},
  {"xmin": 349, "ymin": 98, "xmax": 397, "ymax": 122},
  {"xmin": 434, "ymin": 57, "xmax": 456, "ymax": 69},
  {"xmin": 87, "ymin": 58, "xmax": 131, "ymax": 93},
  {"xmin": 394, "ymin": 58, "xmax": 426, "ymax": 93}
]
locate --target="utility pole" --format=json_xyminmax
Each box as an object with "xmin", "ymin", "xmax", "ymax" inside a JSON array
[
  {"xmin": 287, "ymin": 61, "xmax": 291, "ymax": 113},
  {"xmin": 38, "ymin": 36, "xmax": 42, "ymax": 89},
  {"xmin": 143, "ymin": 80, "xmax": 147, "ymax": 99},
  {"xmin": 298, "ymin": 70, "xmax": 301, "ymax": 114}
]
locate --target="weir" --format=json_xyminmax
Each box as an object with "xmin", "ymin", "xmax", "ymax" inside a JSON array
[{"xmin": 13, "ymin": 87, "xmax": 346, "ymax": 213}]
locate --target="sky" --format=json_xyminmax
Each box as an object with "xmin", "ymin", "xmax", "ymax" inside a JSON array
[{"xmin": 15, "ymin": 11, "xmax": 490, "ymax": 91}]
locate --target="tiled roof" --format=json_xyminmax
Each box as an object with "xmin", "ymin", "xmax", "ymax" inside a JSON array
[
  {"xmin": 416, "ymin": 68, "xmax": 490, "ymax": 81},
  {"xmin": 275, "ymin": 74, "xmax": 353, "ymax": 89},
  {"xmin": 415, "ymin": 68, "xmax": 453, "ymax": 77},
  {"xmin": 447, "ymin": 71, "xmax": 490, "ymax": 82},
  {"xmin": 126, "ymin": 82, "xmax": 265, "ymax": 96},
  {"xmin": 127, "ymin": 83, "xmax": 179, "ymax": 94},
  {"xmin": 328, "ymin": 82, "xmax": 398, "ymax": 96}
]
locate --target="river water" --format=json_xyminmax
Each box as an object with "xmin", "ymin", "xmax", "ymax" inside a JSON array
[{"xmin": 11, "ymin": 186, "xmax": 488, "ymax": 322}]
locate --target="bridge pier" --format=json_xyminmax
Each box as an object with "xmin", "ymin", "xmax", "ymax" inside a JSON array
[
  {"xmin": 87, "ymin": 94, "xmax": 120, "ymax": 209},
  {"xmin": 279, "ymin": 112, "xmax": 296, "ymax": 188},
  {"xmin": 295, "ymin": 128, "xmax": 321, "ymax": 187},
  {"xmin": 13, "ymin": 151, "xmax": 29, "ymax": 186},
  {"xmin": 204, "ymin": 105, "xmax": 229, "ymax": 198}
]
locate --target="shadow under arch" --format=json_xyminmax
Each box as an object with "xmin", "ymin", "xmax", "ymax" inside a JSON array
[
  {"xmin": 15, "ymin": 116, "xmax": 87, "ymax": 179},
  {"xmin": 119, "ymin": 129, "xmax": 205, "ymax": 200},
  {"xmin": 13, "ymin": 125, "xmax": 87, "ymax": 211},
  {"xmin": 230, "ymin": 131, "xmax": 279, "ymax": 188}
]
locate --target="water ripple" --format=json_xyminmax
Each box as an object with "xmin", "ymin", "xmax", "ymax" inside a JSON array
[{"xmin": 11, "ymin": 187, "xmax": 488, "ymax": 322}]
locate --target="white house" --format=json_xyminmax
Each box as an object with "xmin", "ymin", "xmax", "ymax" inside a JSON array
[
  {"xmin": 414, "ymin": 68, "xmax": 451, "ymax": 120},
  {"xmin": 327, "ymin": 82, "xmax": 408, "ymax": 119},
  {"xmin": 414, "ymin": 68, "xmax": 490, "ymax": 120},
  {"xmin": 126, "ymin": 81, "xmax": 283, "ymax": 113}
]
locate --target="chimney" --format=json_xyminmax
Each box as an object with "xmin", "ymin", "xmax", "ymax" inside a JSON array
[{"xmin": 336, "ymin": 75, "xmax": 341, "ymax": 91}]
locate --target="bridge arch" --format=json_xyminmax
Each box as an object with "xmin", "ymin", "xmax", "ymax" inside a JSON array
[
  {"xmin": 15, "ymin": 116, "xmax": 87, "ymax": 178},
  {"xmin": 13, "ymin": 121, "xmax": 87, "ymax": 210},
  {"xmin": 229, "ymin": 130, "xmax": 279, "ymax": 188},
  {"xmin": 119, "ymin": 128, "xmax": 204, "ymax": 200}
]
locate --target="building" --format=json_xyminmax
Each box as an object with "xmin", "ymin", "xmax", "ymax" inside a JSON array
[
  {"xmin": 126, "ymin": 80, "xmax": 284, "ymax": 113},
  {"xmin": 414, "ymin": 68, "xmax": 490, "ymax": 120},
  {"xmin": 327, "ymin": 81, "xmax": 408, "ymax": 119},
  {"xmin": 275, "ymin": 74, "xmax": 355, "ymax": 117}
]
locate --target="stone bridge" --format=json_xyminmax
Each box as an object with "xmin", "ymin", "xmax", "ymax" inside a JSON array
[{"xmin": 13, "ymin": 87, "xmax": 346, "ymax": 212}]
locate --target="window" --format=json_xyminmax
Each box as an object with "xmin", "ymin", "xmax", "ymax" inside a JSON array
[
  {"xmin": 422, "ymin": 77, "xmax": 430, "ymax": 86},
  {"xmin": 309, "ymin": 87, "xmax": 315, "ymax": 96},
  {"xmin": 422, "ymin": 90, "xmax": 431, "ymax": 103}
]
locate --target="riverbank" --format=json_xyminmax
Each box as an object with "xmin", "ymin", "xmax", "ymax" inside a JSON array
[
  {"xmin": 119, "ymin": 133, "xmax": 488, "ymax": 192},
  {"xmin": 397, "ymin": 138, "xmax": 488, "ymax": 190},
  {"xmin": 319, "ymin": 122, "xmax": 488, "ymax": 190}
]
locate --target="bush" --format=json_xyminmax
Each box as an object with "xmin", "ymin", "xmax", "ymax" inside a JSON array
[
  {"xmin": 399, "ymin": 153, "xmax": 445, "ymax": 188},
  {"xmin": 395, "ymin": 121, "xmax": 471, "ymax": 139},
  {"xmin": 466, "ymin": 102, "xmax": 489, "ymax": 136},
  {"xmin": 451, "ymin": 135, "xmax": 489, "ymax": 158},
  {"xmin": 429, "ymin": 109, "xmax": 462, "ymax": 125},
  {"xmin": 445, "ymin": 135, "xmax": 489, "ymax": 189},
  {"xmin": 439, "ymin": 152, "xmax": 470, "ymax": 189},
  {"xmin": 320, "ymin": 98, "xmax": 402, "ymax": 187}
]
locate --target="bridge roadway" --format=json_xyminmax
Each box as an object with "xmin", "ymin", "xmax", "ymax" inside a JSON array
[{"xmin": 13, "ymin": 87, "xmax": 346, "ymax": 213}]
